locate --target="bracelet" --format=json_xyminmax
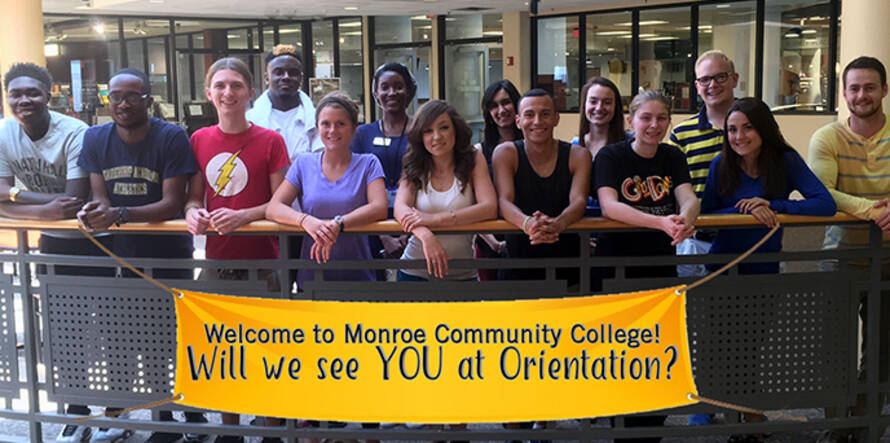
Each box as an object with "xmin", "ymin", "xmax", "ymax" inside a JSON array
[
  {"xmin": 521, "ymin": 214, "xmax": 532, "ymax": 233},
  {"xmin": 449, "ymin": 209, "xmax": 457, "ymax": 226},
  {"xmin": 297, "ymin": 213, "xmax": 309, "ymax": 229},
  {"xmin": 8, "ymin": 186, "xmax": 21, "ymax": 203}
]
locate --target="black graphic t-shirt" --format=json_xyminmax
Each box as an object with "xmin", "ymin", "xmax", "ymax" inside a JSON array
[{"xmin": 593, "ymin": 139, "xmax": 691, "ymax": 258}]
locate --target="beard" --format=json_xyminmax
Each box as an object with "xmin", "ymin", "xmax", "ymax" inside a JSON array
[{"xmin": 849, "ymin": 101, "xmax": 882, "ymax": 120}]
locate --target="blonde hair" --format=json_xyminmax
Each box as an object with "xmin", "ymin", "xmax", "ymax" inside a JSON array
[
  {"xmin": 205, "ymin": 57, "xmax": 253, "ymax": 89},
  {"xmin": 695, "ymin": 49, "xmax": 735, "ymax": 74},
  {"xmin": 628, "ymin": 91, "xmax": 671, "ymax": 119}
]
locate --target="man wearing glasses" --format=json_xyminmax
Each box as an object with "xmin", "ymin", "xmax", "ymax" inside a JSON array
[
  {"xmin": 668, "ymin": 50, "xmax": 739, "ymax": 287},
  {"xmin": 77, "ymin": 68, "xmax": 208, "ymax": 443}
]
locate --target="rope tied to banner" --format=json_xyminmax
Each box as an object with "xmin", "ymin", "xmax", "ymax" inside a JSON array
[{"xmin": 72, "ymin": 223, "xmax": 804, "ymax": 423}]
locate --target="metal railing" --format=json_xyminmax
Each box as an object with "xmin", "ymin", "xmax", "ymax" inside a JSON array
[{"xmin": 0, "ymin": 213, "xmax": 887, "ymax": 442}]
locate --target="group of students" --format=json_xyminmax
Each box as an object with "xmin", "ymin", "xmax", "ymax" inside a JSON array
[{"xmin": 2, "ymin": 40, "xmax": 890, "ymax": 443}]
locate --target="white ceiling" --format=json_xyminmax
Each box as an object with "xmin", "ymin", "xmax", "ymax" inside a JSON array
[{"xmin": 43, "ymin": 0, "xmax": 617, "ymax": 18}]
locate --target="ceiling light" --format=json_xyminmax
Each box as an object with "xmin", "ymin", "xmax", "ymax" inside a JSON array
[
  {"xmin": 482, "ymin": 31, "xmax": 503, "ymax": 36},
  {"xmin": 801, "ymin": 29, "xmax": 817, "ymax": 34},
  {"xmin": 45, "ymin": 44, "xmax": 60, "ymax": 57},
  {"xmin": 784, "ymin": 33, "xmax": 799, "ymax": 38},
  {"xmin": 339, "ymin": 21, "xmax": 361, "ymax": 27},
  {"xmin": 619, "ymin": 33, "xmax": 655, "ymax": 39},
  {"xmin": 92, "ymin": 23, "xmax": 105, "ymax": 34},
  {"xmin": 716, "ymin": 3, "xmax": 731, "ymax": 8},
  {"xmin": 411, "ymin": 15, "xmax": 430, "ymax": 20},
  {"xmin": 344, "ymin": 6, "xmax": 358, "ymax": 10},
  {"xmin": 645, "ymin": 36, "xmax": 678, "ymax": 41},
  {"xmin": 596, "ymin": 31, "xmax": 631, "ymax": 36},
  {"xmin": 616, "ymin": 20, "xmax": 668, "ymax": 26},
  {"xmin": 341, "ymin": 31, "xmax": 362, "ymax": 36}
]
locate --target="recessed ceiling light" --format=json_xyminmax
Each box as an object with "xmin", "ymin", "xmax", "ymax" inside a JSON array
[
  {"xmin": 344, "ymin": 6, "xmax": 358, "ymax": 11},
  {"xmin": 716, "ymin": 4, "xmax": 731, "ymax": 8}
]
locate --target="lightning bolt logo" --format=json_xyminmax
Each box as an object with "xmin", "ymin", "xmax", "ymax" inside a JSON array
[{"xmin": 213, "ymin": 146, "xmax": 245, "ymax": 197}]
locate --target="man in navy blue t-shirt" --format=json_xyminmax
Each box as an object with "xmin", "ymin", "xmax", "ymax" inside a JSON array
[{"xmin": 76, "ymin": 68, "xmax": 206, "ymax": 443}]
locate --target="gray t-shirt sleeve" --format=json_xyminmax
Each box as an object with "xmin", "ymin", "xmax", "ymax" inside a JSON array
[
  {"xmin": 0, "ymin": 119, "xmax": 13, "ymax": 178},
  {"xmin": 65, "ymin": 124, "xmax": 88, "ymax": 180}
]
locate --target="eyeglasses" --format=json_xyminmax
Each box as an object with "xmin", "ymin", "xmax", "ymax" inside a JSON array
[
  {"xmin": 695, "ymin": 72, "xmax": 731, "ymax": 87},
  {"xmin": 108, "ymin": 91, "xmax": 149, "ymax": 105}
]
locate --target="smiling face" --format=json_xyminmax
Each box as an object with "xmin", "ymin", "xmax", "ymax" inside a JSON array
[
  {"xmin": 694, "ymin": 56, "xmax": 738, "ymax": 111},
  {"xmin": 109, "ymin": 73, "xmax": 152, "ymax": 130},
  {"xmin": 488, "ymin": 89, "xmax": 517, "ymax": 129},
  {"xmin": 421, "ymin": 112, "xmax": 456, "ymax": 159},
  {"xmin": 726, "ymin": 110, "xmax": 762, "ymax": 162},
  {"xmin": 206, "ymin": 68, "xmax": 255, "ymax": 118},
  {"xmin": 375, "ymin": 70, "xmax": 410, "ymax": 113},
  {"xmin": 7, "ymin": 76, "xmax": 50, "ymax": 127},
  {"xmin": 516, "ymin": 95, "xmax": 559, "ymax": 144},
  {"xmin": 317, "ymin": 105, "xmax": 356, "ymax": 152},
  {"xmin": 843, "ymin": 68, "xmax": 888, "ymax": 120},
  {"xmin": 585, "ymin": 84, "xmax": 617, "ymax": 127},
  {"xmin": 267, "ymin": 55, "xmax": 302, "ymax": 101},
  {"xmin": 628, "ymin": 99, "xmax": 670, "ymax": 146}
]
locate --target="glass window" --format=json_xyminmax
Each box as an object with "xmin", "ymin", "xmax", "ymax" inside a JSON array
[
  {"xmin": 699, "ymin": 2, "xmax": 757, "ymax": 100},
  {"xmin": 227, "ymin": 28, "xmax": 249, "ymax": 50},
  {"xmin": 374, "ymin": 46, "xmax": 431, "ymax": 116},
  {"xmin": 262, "ymin": 25, "xmax": 275, "ymax": 49},
  {"xmin": 586, "ymin": 11, "xmax": 633, "ymax": 107},
  {"xmin": 146, "ymin": 37, "xmax": 169, "ymax": 103},
  {"xmin": 375, "ymin": 16, "xmax": 432, "ymax": 44},
  {"xmin": 43, "ymin": 16, "xmax": 121, "ymax": 120},
  {"xmin": 338, "ymin": 19, "xmax": 365, "ymax": 122},
  {"xmin": 763, "ymin": 0, "xmax": 833, "ymax": 111},
  {"xmin": 445, "ymin": 14, "xmax": 502, "ymax": 40},
  {"xmin": 536, "ymin": 16, "xmax": 580, "ymax": 111},
  {"xmin": 445, "ymin": 42, "xmax": 503, "ymax": 143},
  {"xmin": 312, "ymin": 21, "xmax": 335, "ymax": 79},
  {"xmin": 122, "ymin": 19, "xmax": 170, "ymax": 40},
  {"xmin": 278, "ymin": 24, "xmax": 303, "ymax": 52},
  {"xmin": 126, "ymin": 40, "xmax": 145, "ymax": 72},
  {"xmin": 638, "ymin": 6, "xmax": 693, "ymax": 111}
]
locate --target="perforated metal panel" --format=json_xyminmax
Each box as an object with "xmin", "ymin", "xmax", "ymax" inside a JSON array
[
  {"xmin": 687, "ymin": 272, "xmax": 854, "ymax": 409},
  {"xmin": 40, "ymin": 275, "xmax": 279, "ymax": 407},
  {"xmin": 0, "ymin": 273, "xmax": 19, "ymax": 397}
]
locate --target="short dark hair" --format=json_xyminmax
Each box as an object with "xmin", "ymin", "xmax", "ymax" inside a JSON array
[
  {"xmin": 518, "ymin": 88, "xmax": 553, "ymax": 109},
  {"xmin": 112, "ymin": 68, "xmax": 151, "ymax": 94},
  {"xmin": 4, "ymin": 63, "xmax": 52, "ymax": 91},
  {"xmin": 843, "ymin": 56, "xmax": 887, "ymax": 87},
  {"xmin": 265, "ymin": 44, "xmax": 303, "ymax": 66},
  {"xmin": 372, "ymin": 62, "xmax": 417, "ymax": 100}
]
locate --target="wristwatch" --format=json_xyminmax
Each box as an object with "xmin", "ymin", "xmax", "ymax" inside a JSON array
[
  {"xmin": 8, "ymin": 186, "xmax": 21, "ymax": 203},
  {"xmin": 116, "ymin": 206, "xmax": 130, "ymax": 227},
  {"xmin": 333, "ymin": 215, "xmax": 345, "ymax": 232}
]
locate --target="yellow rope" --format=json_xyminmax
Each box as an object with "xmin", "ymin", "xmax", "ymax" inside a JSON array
[
  {"xmin": 686, "ymin": 224, "xmax": 781, "ymax": 292},
  {"xmin": 77, "ymin": 225, "xmax": 178, "ymax": 295},
  {"xmin": 75, "ymin": 394, "xmax": 183, "ymax": 421},
  {"xmin": 688, "ymin": 393, "xmax": 807, "ymax": 422}
]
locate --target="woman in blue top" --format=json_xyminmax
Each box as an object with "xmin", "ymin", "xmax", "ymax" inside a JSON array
[
  {"xmin": 350, "ymin": 62, "xmax": 416, "ymax": 192},
  {"xmin": 702, "ymin": 97, "xmax": 836, "ymax": 274}
]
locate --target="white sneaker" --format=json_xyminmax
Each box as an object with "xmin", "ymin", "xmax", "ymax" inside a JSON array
[
  {"xmin": 90, "ymin": 412, "xmax": 131, "ymax": 442},
  {"xmin": 57, "ymin": 424, "xmax": 92, "ymax": 443}
]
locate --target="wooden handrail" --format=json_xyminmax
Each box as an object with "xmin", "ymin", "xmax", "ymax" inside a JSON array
[{"xmin": 0, "ymin": 213, "xmax": 863, "ymax": 234}]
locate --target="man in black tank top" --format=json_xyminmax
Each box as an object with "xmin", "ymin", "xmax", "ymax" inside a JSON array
[{"xmin": 492, "ymin": 89, "xmax": 591, "ymax": 286}]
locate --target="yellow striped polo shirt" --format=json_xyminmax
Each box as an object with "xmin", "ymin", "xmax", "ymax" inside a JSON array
[
  {"xmin": 667, "ymin": 106, "xmax": 724, "ymax": 198},
  {"xmin": 808, "ymin": 114, "xmax": 890, "ymax": 250}
]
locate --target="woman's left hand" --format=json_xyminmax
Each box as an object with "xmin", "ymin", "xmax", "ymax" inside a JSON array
[
  {"xmin": 400, "ymin": 208, "xmax": 436, "ymax": 233},
  {"xmin": 420, "ymin": 234, "xmax": 449, "ymax": 279},
  {"xmin": 735, "ymin": 197, "xmax": 770, "ymax": 214},
  {"xmin": 750, "ymin": 206, "xmax": 779, "ymax": 228},
  {"xmin": 310, "ymin": 240, "xmax": 334, "ymax": 264}
]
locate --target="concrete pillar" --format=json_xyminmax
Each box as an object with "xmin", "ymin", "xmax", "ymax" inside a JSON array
[
  {"xmin": 502, "ymin": 11, "xmax": 531, "ymax": 92},
  {"xmin": 0, "ymin": 0, "xmax": 46, "ymax": 117},
  {"xmin": 838, "ymin": 0, "xmax": 890, "ymax": 119},
  {"xmin": 431, "ymin": 18, "xmax": 440, "ymax": 100},
  {"xmin": 362, "ymin": 16, "xmax": 373, "ymax": 121}
]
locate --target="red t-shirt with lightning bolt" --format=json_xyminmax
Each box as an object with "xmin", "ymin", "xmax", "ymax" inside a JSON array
[{"xmin": 190, "ymin": 124, "xmax": 289, "ymax": 260}]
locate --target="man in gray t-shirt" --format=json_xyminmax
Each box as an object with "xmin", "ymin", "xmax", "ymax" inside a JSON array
[{"xmin": 1, "ymin": 62, "xmax": 109, "ymax": 442}]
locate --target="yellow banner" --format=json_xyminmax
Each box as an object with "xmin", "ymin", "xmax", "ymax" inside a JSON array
[{"xmin": 173, "ymin": 286, "xmax": 698, "ymax": 423}]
